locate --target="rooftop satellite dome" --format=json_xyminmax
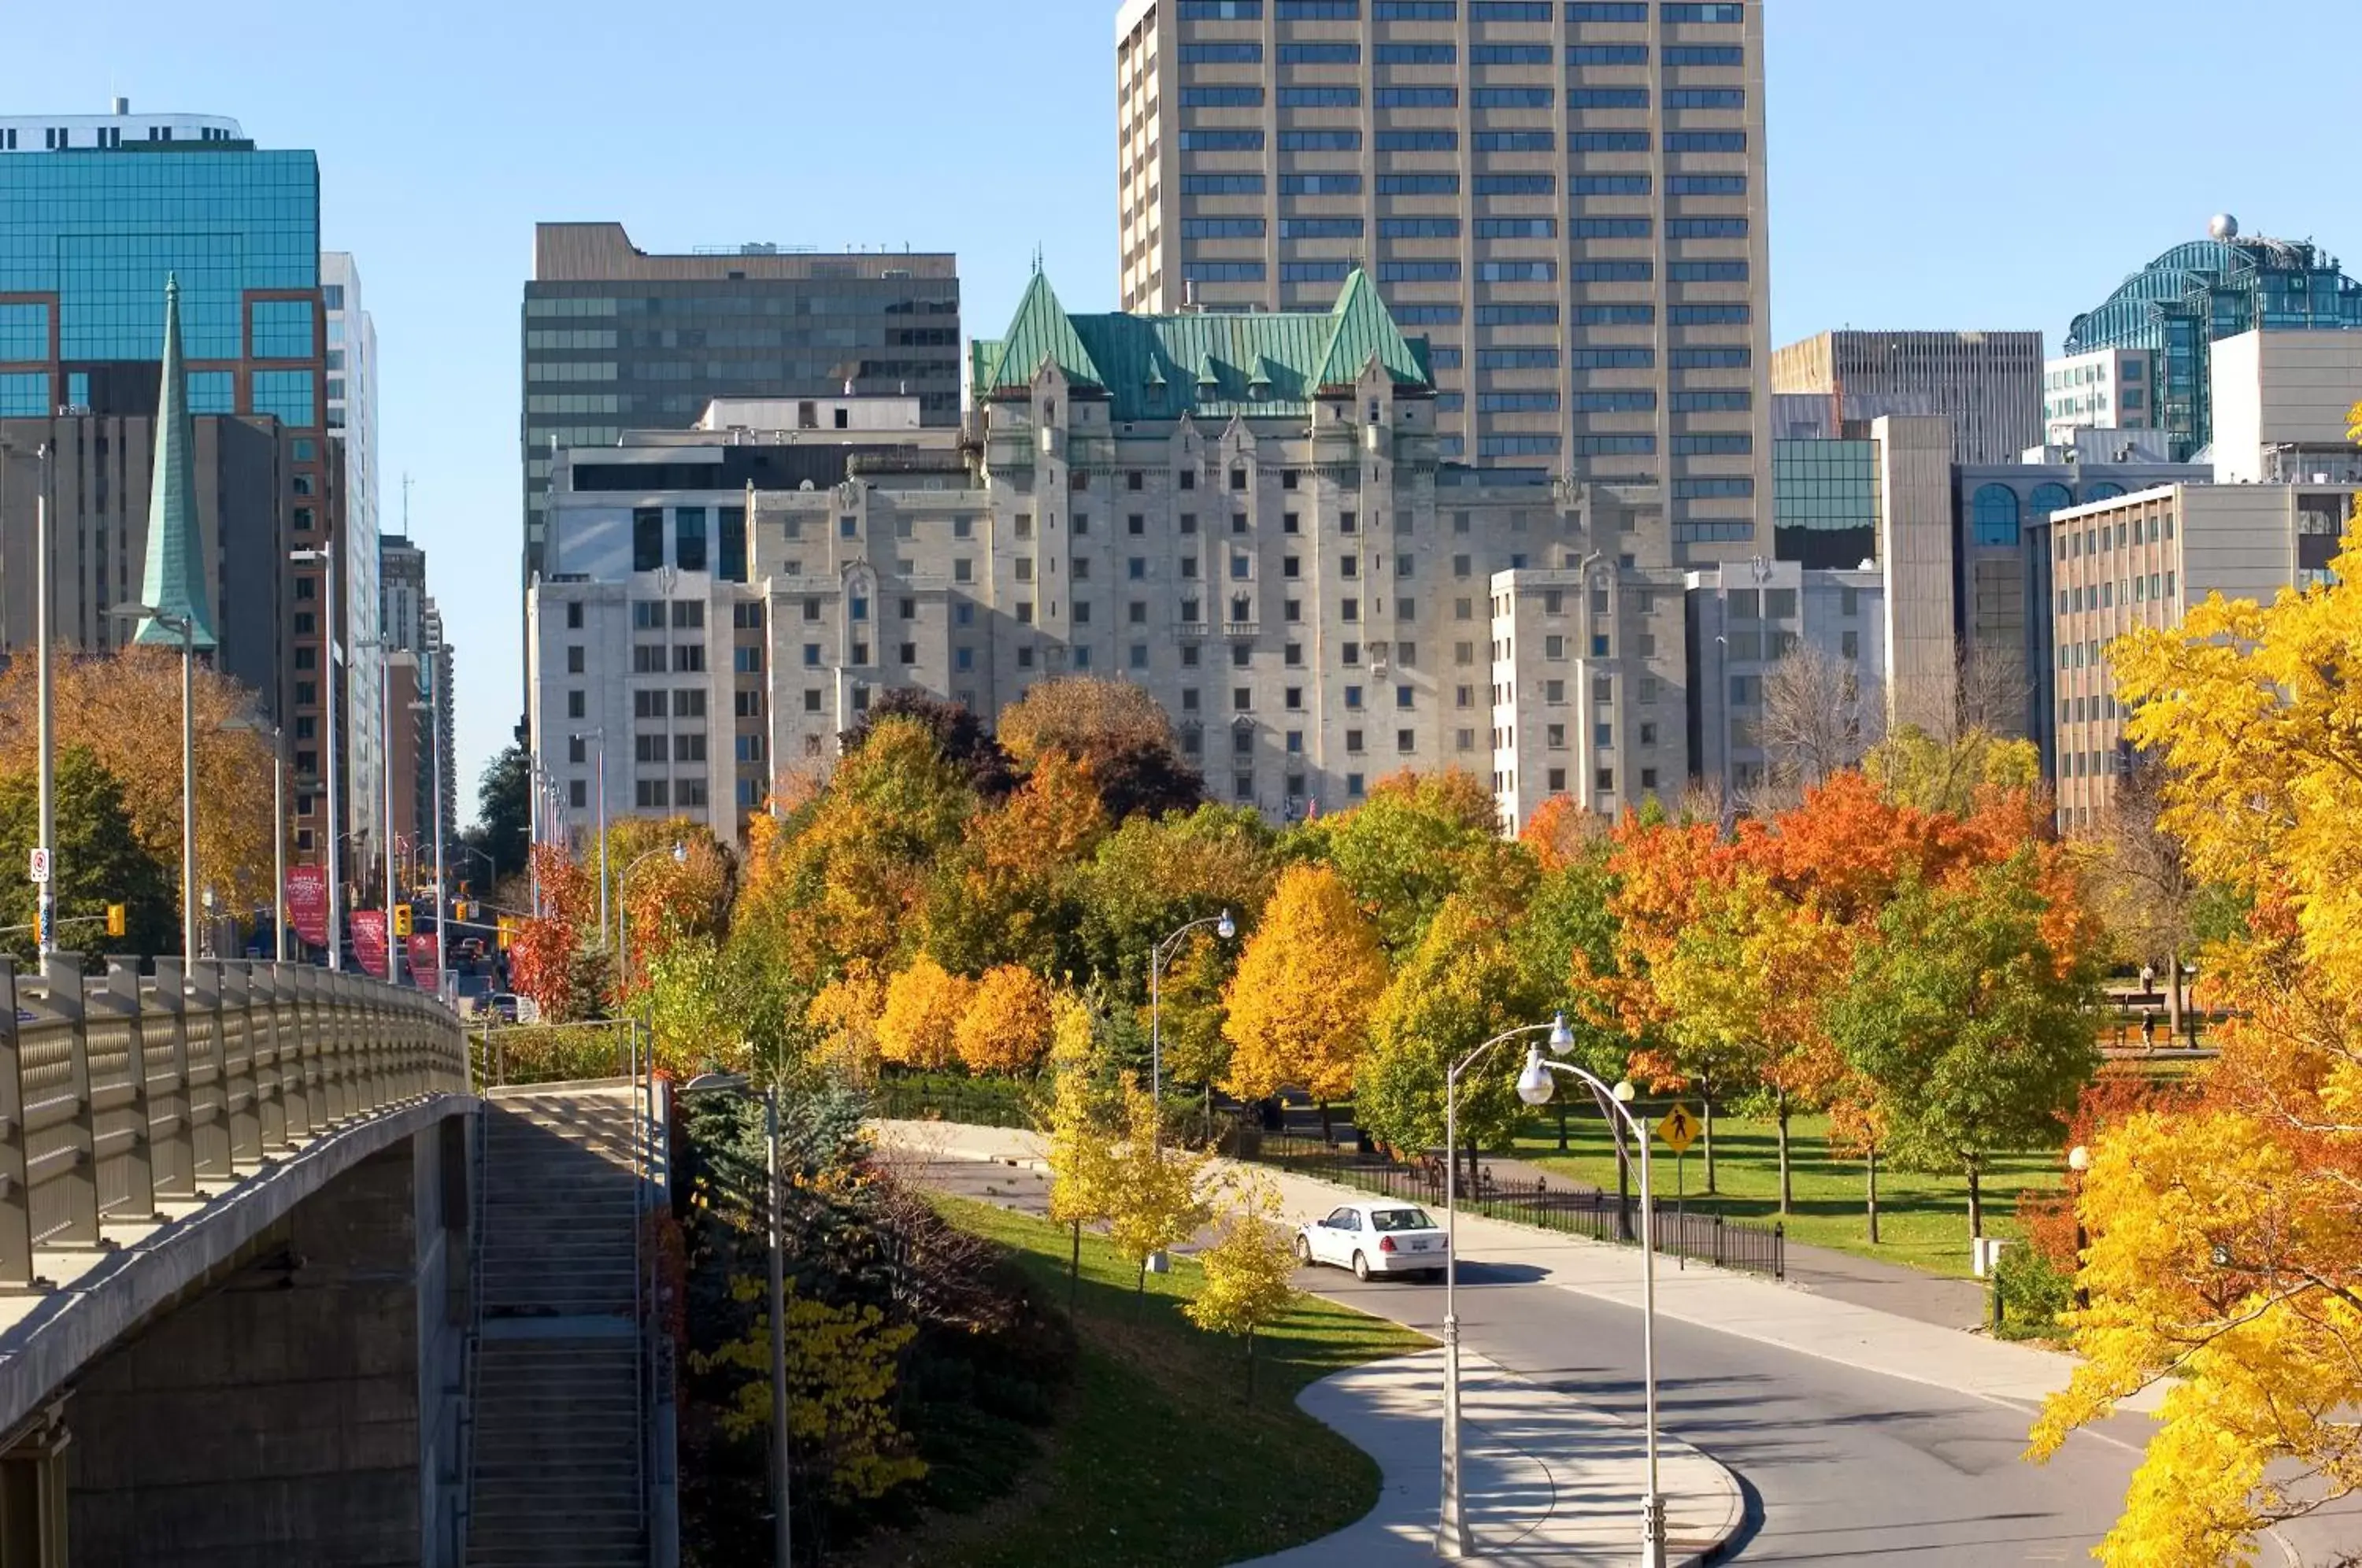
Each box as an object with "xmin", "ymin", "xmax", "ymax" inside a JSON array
[{"xmin": 2208, "ymin": 213, "xmax": 2240, "ymax": 241}]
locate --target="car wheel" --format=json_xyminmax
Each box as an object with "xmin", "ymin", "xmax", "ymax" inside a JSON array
[
  {"xmin": 1353, "ymin": 1252, "xmax": 1372, "ymax": 1281},
  {"xmin": 1295, "ymin": 1234, "xmax": 1313, "ymax": 1266},
  {"xmin": 1425, "ymin": 1268, "xmax": 1446, "ymax": 1283}
]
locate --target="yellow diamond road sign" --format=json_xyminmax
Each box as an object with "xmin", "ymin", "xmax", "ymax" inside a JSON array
[{"xmin": 1657, "ymin": 1104, "xmax": 1699, "ymax": 1155}]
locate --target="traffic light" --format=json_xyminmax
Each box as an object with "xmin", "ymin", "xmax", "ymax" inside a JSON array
[
  {"xmin": 393, "ymin": 903, "xmax": 413, "ymax": 937},
  {"xmin": 496, "ymin": 916, "xmax": 519, "ymax": 951},
  {"xmin": 105, "ymin": 904, "xmax": 126, "ymax": 937}
]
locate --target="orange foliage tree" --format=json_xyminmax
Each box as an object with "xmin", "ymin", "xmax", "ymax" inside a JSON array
[
  {"xmin": 0, "ymin": 648, "xmax": 275, "ymax": 911},
  {"xmin": 875, "ymin": 956, "xmax": 974, "ymax": 1071},
  {"xmin": 510, "ymin": 844, "xmax": 607, "ymax": 1022},
  {"xmin": 953, "ymin": 965, "xmax": 1058, "ymax": 1076}
]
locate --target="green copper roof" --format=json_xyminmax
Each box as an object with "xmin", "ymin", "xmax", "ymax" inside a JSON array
[
  {"xmin": 983, "ymin": 271, "xmax": 1102, "ymax": 394},
  {"xmin": 135, "ymin": 275, "xmax": 219, "ymax": 653},
  {"xmin": 973, "ymin": 268, "xmax": 1434, "ymax": 422}
]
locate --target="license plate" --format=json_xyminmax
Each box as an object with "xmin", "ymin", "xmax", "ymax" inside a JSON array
[{"xmin": 1410, "ymin": 1240, "xmax": 1429, "ymax": 1252}]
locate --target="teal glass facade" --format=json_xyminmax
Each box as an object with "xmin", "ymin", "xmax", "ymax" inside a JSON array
[
  {"xmin": 0, "ymin": 145, "xmax": 321, "ymax": 425},
  {"xmin": 2065, "ymin": 235, "xmax": 2362, "ymax": 458}
]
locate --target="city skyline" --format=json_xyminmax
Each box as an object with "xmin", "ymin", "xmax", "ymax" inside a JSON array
[{"xmin": 2, "ymin": 0, "xmax": 2352, "ymax": 801}]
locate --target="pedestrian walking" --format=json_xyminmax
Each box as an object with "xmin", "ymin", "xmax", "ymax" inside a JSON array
[{"xmin": 2142, "ymin": 1009, "xmax": 2158, "ymax": 1051}]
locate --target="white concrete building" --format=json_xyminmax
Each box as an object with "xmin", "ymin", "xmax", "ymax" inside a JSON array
[
  {"xmin": 2043, "ymin": 346, "xmax": 2157, "ymax": 446},
  {"xmin": 322, "ymin": 252, "xmax": 386, "ymax": 885}
]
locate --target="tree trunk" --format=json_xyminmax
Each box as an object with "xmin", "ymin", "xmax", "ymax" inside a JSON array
[
  {"xmin": 1865, "ymin": 1146, "xmax": 1880, "ymax": 1245},
  {"xmin": 1965, "ymin": 1156, "xmax": 1984, "ymax": 1241},
  {"xmin": 2166, "ymin": 956, "xmax": 2184, "ymax": 1043},
  {"xmin": 1069, "ymin": 1220, "xmax": 1082, "ymax": 1315},
  {"xmin": 1774, "ymin": 1089, "xmax": 1792, "ymax": 1218},
  {"xmin": 1613, "ymin": 1118, "xmax": 1633, "ymax": 1242},
  {"xmin": 1136, "ymin": 1257, "xmax": 1147, "ymax": 1313},
  {"xmin": 1701, "ymin": 1083, "xmax": 1718, "ymax": 1195},
  {"xmin": 1317, "ymin": 1099, "xmax": 1334, "ymax": 1145},
  {"xmin": 1246, "ymin": 1326, "xmax": 1257, "ymax": 1404}
]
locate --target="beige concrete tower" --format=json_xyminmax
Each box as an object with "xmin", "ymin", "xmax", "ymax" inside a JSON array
[{"xmin": 1116, "ymin": 0, "xmax": 1771, "ymax": 564}]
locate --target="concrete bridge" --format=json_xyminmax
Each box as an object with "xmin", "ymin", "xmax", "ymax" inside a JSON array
[{"xmin": 0, "ymin": 957, "xmax": 668, "ymax": 1567}]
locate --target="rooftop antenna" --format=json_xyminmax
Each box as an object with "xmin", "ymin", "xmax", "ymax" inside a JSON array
[
  {"xmin": 402, "ymin": 472, "xmax": 413, "ymax": 536},
  {"xmin": 1031, "ymin": 244, "xmax": 1045, "ymax": 276}
]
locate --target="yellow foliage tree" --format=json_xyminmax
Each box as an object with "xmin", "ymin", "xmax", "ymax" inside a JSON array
[
  {"xmin": 1043, "ymin": 993, "xmax": 1120, "ymax": 1304},
  {"xmin": 874, "ymin": 956, "xmax": 973, "ymax": 1071},
  {"xmin": 1104, "ymin": 1078, "xmax": 1215, "ymax": 1300},
  {"xmin": 2027, "ymin": 508, "xmax": 2362, "ymax": 1562},
  {"xmin": 1185, "ymin": 1172, "xmax": 1301, "ymax": 1402},
  {"xmin": 806, "ymin": 961, "xmax": 887, "ymax": 1084},
  {"xmin": 953, "ymin": 963, "xmax": 1057, "ymax": 1076},
  {"xmin": 1220, "ymin": 864, "xmax": 1389, "ymax": 1104},
  {"xmin": 690, "ymin": 1277, "xmax": 926, "ymax": 1503}
]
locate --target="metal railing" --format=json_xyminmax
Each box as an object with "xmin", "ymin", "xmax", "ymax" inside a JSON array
[
  {"xmin": 1237, "ymin": 1131, "xmax": 1786, "ymax": 1281},
  {"xmin": 871, "ymin": 1076, "xmax": 1038, "ymax": 1131},
  {"xmin": 471, "ymin": 1021, "xmax": 641, "ymax": 1090},
  {"xmin": 0, "ymin": 954, "xmax": 468, "ymax": 1288}
]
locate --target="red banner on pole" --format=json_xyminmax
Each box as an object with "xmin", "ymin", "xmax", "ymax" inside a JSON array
[
  {"xmin": 408, "ymin": 933, "xmax": 439, "ymax": 989},
  {"xmin": 353, "ymin": 910, "xmax": 390, "ymax": 978},
  {"xmin": 286, "ymin": 865, "xmax": 328, "ymax": 949}
]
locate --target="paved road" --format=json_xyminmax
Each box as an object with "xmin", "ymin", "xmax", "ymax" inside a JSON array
[{"xmin": 913, "ymin": 1153, "xmax": 2163, "ymax": 1566}]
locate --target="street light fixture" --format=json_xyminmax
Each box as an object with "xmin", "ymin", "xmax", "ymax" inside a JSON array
[
  {"xmin": 2067, "ymin": 1145, "xmax": 2092, "ymax": 1311},
  {"xmin": 615, "ymin": 841, "xmax": 688, "ymax": 999},
  {"xmin": 572, "ymin": 729, "xmax": 609, "ymax": 948},
  {"xmin": 107, "ymin": 602, "xmax": 198, "ymax": 963},
  {"xmin": 221, "ymin": 714, "xmax": 287, "ymax": 961},
  {"xmin": 680, "ymin": 1070, "xmax": 790, "ymax": 1568},
  {"xmin": 1435, "ymin": 1011, "xmax": 1574, "ymax": 1559},
  {"xmin": 1509, "ymin": 1039, "xmax": 1666, "ymax": 1568},
  {"xmin": 2, "ymin": 438, "xmax": 57, "ymax": 956}
]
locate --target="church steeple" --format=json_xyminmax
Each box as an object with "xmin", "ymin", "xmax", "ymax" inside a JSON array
[{"xmin": 134, "ymin": 274, "xmax": 219, "ymax": 651}]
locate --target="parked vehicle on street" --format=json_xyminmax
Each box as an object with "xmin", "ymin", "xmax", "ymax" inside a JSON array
[{"xmin": 1295, "ymin": 1199, "xmax": 1447, "ymax": 1281}]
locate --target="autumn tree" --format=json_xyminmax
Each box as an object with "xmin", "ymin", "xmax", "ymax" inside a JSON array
[
  {"xmin": 606, "ymin": 816, "xmax": 735, "ymax": 1007},
  {"xmin": 0, "ymin": 648, "xmax": 275, "ymax": 911},
  {"xmin": 509, "ymin": 844, "xmax": 610, "ymax": 1023},
  {"xmin": 874, "ymin": 956, "xmax": 974, "ymax": 1071},
  {"xmin": 807, "ymin": 962, "xmax": 888, "ymax": 1084},
  {"xmin": 1357, "ymin": 891, "xmax": 1545, "ymax": 1188},
  {"xmin": 1826, "ymin": 853, "xmax": 2099, "ymax": 1241},
  {"xmin": 1220, "ymin": 864, "xmax": 1389, "ymax": 1119},
  {"xmin": 2084, "ymin": 753, "xmax": 2229, "ymax": 1039},
  {"xmin": 953, "ymin": 963, "xmax": 1057, "ymax": 1076},
  {"xmin": 733, "ymin": 716, "xmax": 972, "ymax": 986},
  {"xmin": 1143, "ymin": 929, "xmax": 1234, "ymax": 1104},
  {"xmin": 997, "ymin": 678, "xmax": 1204, "ymax": 821},
  {"xmin": 1103, "ymin": 1078, "xmax": 1215, "ymax": 1301},
  {"xmin": 1861, "ymin": 725, "xmax": 2042, "ymax": 818},
  {"xmin": 0, "ymin": 749, "xmax": 175, "ymax": 962},
  {"xmin": 921, "ymin": 749, "xmax": 1107, "ymax": 975},
  {"xmin": 839, "ymin": 689, "xmax": 1016, "ymax": 800},
  {"xmin": 2027, "ymin": 518, "xmax": 2362, "ymax": 1562},
  {"xmin": 1185, "ymin": 1173, "xmax": 1301, "ymax": 1402},
  {"xmin": 1518, "ymin": 794, "xmax": 1609, "ymax": 873},
  {"xmin": 1075, "ymin": 803, "xmax": 1279, "ymax": 1000},
  {"xmin": 1305, "ymin": 767, "xmax": 1526, "ymax": 957},
  {"xmin": 1043, "ymin": 993, "xmax": 1120, "ymax": 1305}
]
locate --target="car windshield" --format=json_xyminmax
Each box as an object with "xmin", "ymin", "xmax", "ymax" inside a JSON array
[{"xmin": 1370, "ymin": 1207, "xmax": 1435, "ymax": 1233}]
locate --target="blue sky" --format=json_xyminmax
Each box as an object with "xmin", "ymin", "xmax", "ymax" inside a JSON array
[{"xmin": 2, "ymin": 1, "xmax": 2349, "ymax": 812}]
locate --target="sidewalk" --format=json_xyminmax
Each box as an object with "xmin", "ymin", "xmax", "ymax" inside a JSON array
[
  {"xmin": 874, "ymin": 1119, "xmax": 2164, "ymax": 1415},
  {"xmin": 1237, "ymin": 1350, "xmax": 1740, "ymax": 1568}
]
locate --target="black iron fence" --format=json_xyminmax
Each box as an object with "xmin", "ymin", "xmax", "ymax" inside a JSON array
[
  {"xmin": 870, "ymin": 1076, "xmax": 1038, "ymax": 1132},
  {"xmin": 1233, "ymin": 1127, "xmax": 1785, "ymax": 1281}
]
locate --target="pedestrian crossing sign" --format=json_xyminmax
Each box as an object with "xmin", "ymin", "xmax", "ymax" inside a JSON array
[{"xmin": 1657, "ymin": 1104, "xmax": 1699, "ymax": 1154}]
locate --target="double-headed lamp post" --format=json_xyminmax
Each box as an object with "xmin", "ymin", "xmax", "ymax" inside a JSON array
[
  {"xmin": 1511, "ymin": 1041, "xmax": 1667, "ymax": 1568},
  {"xmin": 683, "ymin": 1071, "xmax": 789, "ymax": 1568},
  {"xmin": 108, "ymin": 603, "xmax": 198, "ymax": 963},
  {"xmin": 615, "ymin": 842, "xmax": 688, "ymax": 997},
  {"xmin": 2067, "ymin": 1145, "xmax": 2091, "ymax": 1311},
  {"xmin": 1437, "ymin": 1014, "xmax": 1572, "ymax": 1558}
]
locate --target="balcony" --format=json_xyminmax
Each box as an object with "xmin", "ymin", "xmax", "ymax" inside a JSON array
[{"xmin": 1223, "ymin": 622, "xmax": 1258, "ymax": 639}]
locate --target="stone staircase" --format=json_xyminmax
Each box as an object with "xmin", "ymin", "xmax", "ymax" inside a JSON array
[{"xmin": 466, "ymin": 1085, "xmax": 648, "ymax": 1567}]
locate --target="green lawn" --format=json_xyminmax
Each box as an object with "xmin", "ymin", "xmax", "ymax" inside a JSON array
[
  {"xmin": 1508, "ymin": 1105, "xmax": 2068, "ymax": 1279},
  {"xmin": 853, "ymin": 1195, "xmax": 1431, "ymax": 1568}
]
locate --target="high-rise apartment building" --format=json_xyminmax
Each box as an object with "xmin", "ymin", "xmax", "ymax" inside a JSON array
[
  {"xmin": 1116, "ymin": 0, "xmax": 1771, "ymax": 559},
  {"xmin": 520, "ymin": 223, "xmax": 962, "ymax": 592},
  {"xmin": 381, "ymin": 534, "xmax": 458, "ymax": 870},
  {"xmin": 0, "ymin": 102, "xmax": 362, "ymax": 883},
  {"xmin": 1770, "ymin": 330, "xmax": 2045, "ymax": 465}
]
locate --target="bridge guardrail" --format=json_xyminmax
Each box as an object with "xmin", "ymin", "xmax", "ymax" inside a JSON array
[{"xmin": 0, "ymin": 954, "xmax": 469, "ymax": 1288}]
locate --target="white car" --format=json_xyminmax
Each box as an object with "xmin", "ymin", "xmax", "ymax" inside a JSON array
[{"xmin": 1295, "ymin": 1200, "xmax": 1449, "ymax": 1281}]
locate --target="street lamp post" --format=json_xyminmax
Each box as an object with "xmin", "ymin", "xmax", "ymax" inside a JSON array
[
  {"xmin": 108, "ymin": 603, "xmax": 198, "ymax": 962},
  {"xmin": 416, "ymin": 693, "xmax": 449, "ymax": 997},
  {"xmin": 5, "ymin": 438, "xmax": 60, "ymax": 956},
  {"xmin": 2067, "ymin": 1145, "xmax": 2091, "ymax": 1311},
  {"xmin": 1147, "ymin": 908, "xmax": 1235, "ymax": 1110},
  {"xmin": 681, "ymin": 1071, "xmax": 790, "ymax": 1568},
  {"xmin": 222, "ymin": 716, "xmax": 287, "ymax": 960},
  {"xmin": 291, "ymin": 546, "xmax": 342, "ymax": 967},
  {"xmin": 1437, "ymin": 1015, "xmax": 1572, "ymax": 1559},
  {"xmin": 1513, "ymin": 1042, "xmax": 1667, "ymax": 1568}
]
